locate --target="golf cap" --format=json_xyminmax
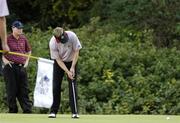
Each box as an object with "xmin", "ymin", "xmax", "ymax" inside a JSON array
[{"xmin": 12, "ymin": 21, "xmax": 24, "ymax": 29}]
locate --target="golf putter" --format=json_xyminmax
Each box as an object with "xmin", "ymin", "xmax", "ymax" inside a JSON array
[{"xmin": 71, "ymin": 79, "xmax": 78, "ymax": 114}]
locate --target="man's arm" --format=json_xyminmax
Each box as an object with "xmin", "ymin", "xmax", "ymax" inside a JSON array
[
  {"xmin": 2, "ymin": 55, "xmax": 12, "ymax": 67},
  {"xmin": 0, "ymin": 17, "xmax": 9, "ymax": 51},
  {"xmin": 56, "ymin": 57, "xmax": 74, "ymax": 80},
  {"xmin": 23, "ymin": 51, "xmax": 31, "ymax": 68},
  {"xmin": 70, "ymin": 50, "xmax": 79, "ymax": 77}
]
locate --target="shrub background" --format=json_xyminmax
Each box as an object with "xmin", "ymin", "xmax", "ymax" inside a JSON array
[{"xmin": 0, "ymin": 18, "xmax": 179, "ymax": 114}]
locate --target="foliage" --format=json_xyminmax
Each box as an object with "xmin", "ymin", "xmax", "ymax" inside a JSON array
[
  {"xmin": 7, "ymin": 0, "xmax": 95, "ymax": 29},
  {"xmin": 75, "ymin": 18, "xmax": 180, "ymax": 114},
  {"xmin": 87, "ymin": 0, "xmax": 180, "ymax": 48},
  {"xmin": 0, "ymin": 19, "xmax": 179, "ymax": 114},
  {"xmin": 108, "ymin": 0, "xmax": 180, "ymax": 48},
  {"xmin": 7, "ymin": 0, "xmax": 180, "ymax": 49}
]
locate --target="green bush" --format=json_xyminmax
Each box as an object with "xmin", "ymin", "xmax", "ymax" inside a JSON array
[
  {"xmin": 0, "ymin": 21, "xmax": 179, "ymax": 114},
  {"xmin": 75, "ymin": 19, "xmax": 180, "ymax": 114}
]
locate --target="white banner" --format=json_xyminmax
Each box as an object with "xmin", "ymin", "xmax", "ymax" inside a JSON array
[{"xmin": 34, "ymin": 58, "xmax": 54, "ymax": 108}]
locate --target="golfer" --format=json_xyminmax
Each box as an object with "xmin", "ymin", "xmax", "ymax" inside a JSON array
[{"xmin": 48, "ymin": 27, "xmax": 82, "ymax": 118}]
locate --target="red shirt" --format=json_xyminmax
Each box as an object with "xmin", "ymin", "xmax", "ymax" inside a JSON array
[{"xmin": 5, "ymin": 34, "xmax": 31, "ymax": 64}]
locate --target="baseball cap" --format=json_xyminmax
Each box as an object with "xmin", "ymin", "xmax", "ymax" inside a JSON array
[{"xmin": 12, "ymin": 21, "xmax": 24, "ymax": 29}]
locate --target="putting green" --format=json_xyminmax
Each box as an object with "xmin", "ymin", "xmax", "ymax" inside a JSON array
[{"xmin": 0, "ymin": 114, "xmax": 179, "ymax": 123}]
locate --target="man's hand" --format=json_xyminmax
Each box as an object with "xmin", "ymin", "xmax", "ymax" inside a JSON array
[
  {"xmin": 70, "ymin": 67, "xmax": 75, "ymax": 78},
  {"xmin": 23, "ymin": 61, "xmax": 29, "ymax": 68},
  {"xmin": 2, "ymin": 56, "xmax": 12, "ymax": 68},
  {"xmin": 67, "ymin": 71, "xmax": 74, "ymax": 80},
  {"xmin": 2, "ymin": 43, "xmax": 9, "ymax": 51}
]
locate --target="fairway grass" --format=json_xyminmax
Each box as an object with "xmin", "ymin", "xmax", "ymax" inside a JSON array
[{"xmin": 0, "ymin": 114, "xmax": 179, "ymax": 123}]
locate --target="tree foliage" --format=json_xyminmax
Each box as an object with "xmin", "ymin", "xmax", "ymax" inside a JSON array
[
  {"xmin": 92, "ymin": 0, "xmax": 180, "ymax": 48},
  {"xmin": 1, "ymin": 0, "xmax": 179, "ymax": 114},
  {"xmin": 76, "ymin": 18, "xmax": 180, "ymax": 114},
  {"xmin": 7, "ymin": 0, "xmax": 95, "ymax": 29},
  {"xmin": 1, "ymin": 18, "xmax": 180, "ymax": 114},
  {"xmin": 76, "ymin": 0, "xmax": 180, "ymax": 48},
  {"xmin": 7, "ymin": 0, "xmax": 180, "ymax": 48}
]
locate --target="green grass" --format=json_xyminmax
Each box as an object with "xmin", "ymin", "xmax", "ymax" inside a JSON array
[{"xmin": 0, "ymin": 114, "xmax": 179, "ymax": 123}]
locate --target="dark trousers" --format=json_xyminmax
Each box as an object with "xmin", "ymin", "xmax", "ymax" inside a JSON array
[
  {"xmin": 50, "ymin": 60, "xmax": 79, "ymax": 114},
  {"xmin": 3, "ymin": 64, "xmax": 32, "ymax": 113}
]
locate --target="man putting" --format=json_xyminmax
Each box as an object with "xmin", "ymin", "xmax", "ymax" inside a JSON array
[{"xmin": 48, "ymin": 27, "xmax": 82, "ymax": 118}]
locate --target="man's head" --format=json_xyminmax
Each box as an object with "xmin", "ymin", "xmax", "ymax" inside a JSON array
[
  {"xmin": 53, "ymin": 27, "xmax": 68, "ymax": 44},
  {"xmin": 11, "ymin": 20, "xmax": 23, "ymax": 35}
]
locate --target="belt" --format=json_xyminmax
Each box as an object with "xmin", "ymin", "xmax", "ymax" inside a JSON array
[
  {"xmin": 10, "ymin": 62, "xmax": 24, "ymax": 67},
  {"xmin": 13, "ymin": 63, "xmax": 24, "ymax": 67}
]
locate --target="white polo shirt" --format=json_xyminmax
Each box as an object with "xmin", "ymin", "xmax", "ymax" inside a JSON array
[
  {"xmin": 0, "ymin": 0, "xmax": 9, "ymax": 17},
  {"xmin": 49, "ymin": 31, "xmax": 82, "ymax": 62}
]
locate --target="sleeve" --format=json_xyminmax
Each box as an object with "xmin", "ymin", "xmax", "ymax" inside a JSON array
[
  {"xmin": 72, "ymin": 32, "xmax": 82, "ymax": 51},
  {"xmin": 0, "ymin": 0, "xmax": 9, "ymax": 17},
  {"xmin": 49, "ymin": 36, "xmax": 59, "ymax": 59},
  {"xmin": 24, "ymin": 37, "xmax": 31, "ymax": 52}
]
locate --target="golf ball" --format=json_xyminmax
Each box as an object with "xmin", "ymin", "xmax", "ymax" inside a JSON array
[{"xmin": 166, "ymin": 117, "xmax": 170, "ymax": 120}]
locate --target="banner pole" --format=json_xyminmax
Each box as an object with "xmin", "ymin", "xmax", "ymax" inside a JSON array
[{"xmin": 0, "ymin": 50, "xmax": 39, "ymax": 60}]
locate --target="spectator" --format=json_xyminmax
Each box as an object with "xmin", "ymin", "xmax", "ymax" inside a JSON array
[{"xmin": 3, "ymin": 20, "xmax": 32, "ymax": 113}]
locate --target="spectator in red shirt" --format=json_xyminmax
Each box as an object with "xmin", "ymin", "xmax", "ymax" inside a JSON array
[{"xmin": 2, "ymin": 20, "xmax": 32, "ymax": 113}]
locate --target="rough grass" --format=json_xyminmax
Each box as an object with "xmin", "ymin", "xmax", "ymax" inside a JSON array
[{"xmin": 0, "ymin": 114, "xmax": 179, "ymax": 123}]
